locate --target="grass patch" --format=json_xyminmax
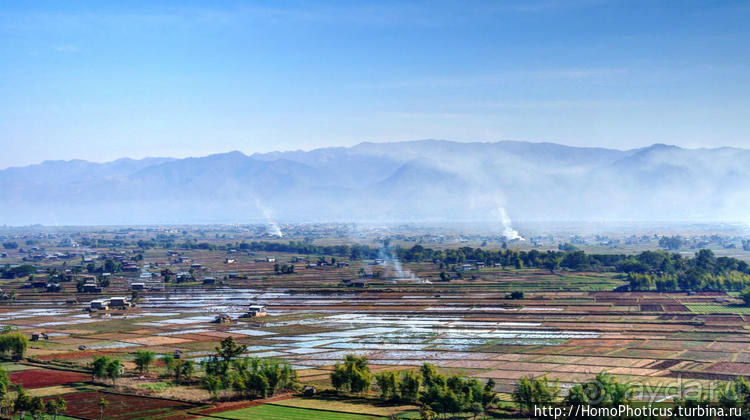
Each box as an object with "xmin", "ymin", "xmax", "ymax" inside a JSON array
[
  {"xmin": 685, "ymin": 304, "xmax": 750, "ymax": 314},
  {"xmin": 212, "ymin": 404, "xmax": 388, "ymax": 419},
  {"xmin": 138, "ymin": 381, "xmax": 174, "ymax": 392},
  {"xmin": 273, "ymin": 395, "xmax": 416, "ymax": 417}
]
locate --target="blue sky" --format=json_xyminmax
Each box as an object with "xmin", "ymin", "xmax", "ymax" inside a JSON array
[{"xmin": 1, "ymin": 0, "xmax": 749, "ymax": 168}]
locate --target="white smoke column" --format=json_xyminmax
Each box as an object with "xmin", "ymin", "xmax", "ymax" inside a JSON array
[
  {"xmin": 379, "ymin": 241, "xmax": 421, "ymax": 282},
  {"xmin": 469, "ymin": 193, "xmax": 524, "ymax": 241},
  {"xmin": 254, "ymin": 199, "xmax": 283, "ymax": 238},
  {"xmin": 268, "ymin": 222, "xmax": 283, "ymax": 238},
  {"xmin": 497, "ymin": 207, "xmax": 524, "ymax": 241}
]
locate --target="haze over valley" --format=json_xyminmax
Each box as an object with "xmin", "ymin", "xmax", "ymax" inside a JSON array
[{"xmin": 3, "ymin": 140, "xmax": 750, "ymax": 226}]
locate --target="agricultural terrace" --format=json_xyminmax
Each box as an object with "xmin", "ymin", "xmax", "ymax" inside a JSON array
[{"xmin": 1, "ymin": 225, "xmax": 750, "ymax": 418}]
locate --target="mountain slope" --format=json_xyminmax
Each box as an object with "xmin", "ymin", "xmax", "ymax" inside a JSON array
[{"xmin": 1, "ymin": 140, "xmax": 748, "ymax": 225}]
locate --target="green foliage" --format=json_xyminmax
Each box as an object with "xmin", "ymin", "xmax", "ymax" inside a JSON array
[
  {"xmin": 216, "ymin": 336, "xmax": 248, "ymax": 362},
  {"xmin": 161, "ymin": 353, "xmax": 176, "ymax": 378},
  {"xmin": 512, "ymin": 375, "xmax": 559, "ymax": 415},
  {"xmin": 273, "ymin": 263, "xmax": 295, "ymax": 274},
  {"xmin": 375, "ymin": 371, "xmax": 399, "ymax": 400},
  {"xmin": 1, "ymin": 264, "xmax": 35, "ymax": 279},
  {"xmin": 742, "ymin": 287, "xmax": 750, "ymax": 306},
  {"xmin": 92, "ymin": 356, "xmax": 111, "ymax": 379},
  {"xmin": 506, "ymin": 291, "xmax": 524, "ymax": 299},
  {"xmin": 103, "ymin": 259, "xmax": 121, "ymax": 273},
  {"xmin": 204, "ymin": 374, "xmax": 223, "ymax": 400},
  {"xmin": 92, "ymin": 356, "xmax": 122, "ymax": 384},
  {"xmin": 98, "ymin": 397, "xmax": 109, "ymax": 419},
  {"xmin": 45, "ymin": 397, "xmax": 67, "ymax": 420},
  {"xmin": 0, "ymin": 367, "xmax": 9, "ymax": 401},
  {"xmin": 0, "ymin": 332, "xmax": 29, "ymax": 360},
  {"xmin": 418, "ymin": 364, "xmax": 497, "ymax": 418},
  {"xmin": 202, "ymin": 344, "xmax": 297, "ymax": 401},
  {"xmin": 564, "ymin": 373, "xmax": 632, "ymax": 411},
  {"xmin": 330, "ymin": 354, "xmax": 373, "ymax": 394},
  {"xmin": 134, "ymin": 350, "xmax": 156, "ymax": 375},
  {"xmin": 659, "ymin": 235, "xmax": 683, "ymax": 250},
  {"xmin": 369, "ymin": 362, "xmax": 497, "ymax": 418},
  {"xmin": 106, "ymin": 358, "xmax": 123, "ymax": 384},
  {"xmin": 173, "ymin": 359, "xmax": 194, "ymax": 384},
  {"xmin": 13, "ymin": 384, "xmax": 43, "ymax": 417},
  {"xmin": 399, "ymin": 370, "xmax": 422, "ymax": 403}
]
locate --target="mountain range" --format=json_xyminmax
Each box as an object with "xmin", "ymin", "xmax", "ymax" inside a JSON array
[{"xmin": 1, "ymin": 140, "xmax": 749, "ymax": 226}]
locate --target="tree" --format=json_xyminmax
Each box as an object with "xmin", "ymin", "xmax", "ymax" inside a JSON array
[
  {"xmin": 1, "ymin": 264, "xmax": 35, "ymax": 279},
  {"xmin": 413, "ymin": 364, "xmax": 494, "ymax": 419},
  {"xmin": 470, "ymin": 401, "xmax": 484, "ymax": 420},
  {"xmin": 45, "ymin": 398, "xmax": 67, "ymax": 420},
  {"xmin": 216, "ymin": 336, "xmax": 247, "ymax": 362},
  {"xmin": 98, "ymin": 397, "xmax": 109, "ymax": 420},
  {"xmin": 544, "ymin": 256, "xmax": 562, "ymax": 274},
  {"xmin": 564, "ymin": 372, "xmax": 632, "ymax": 411},
  {"xmin": 659, "ymin": 236, "xmax": 683, "ymax": 250},
  {"xmin": 103, "ymin": 259, "xmax": 120, "ymax": 274},
  {"xmin": 13, "ymin": 385, "xmax": 41, "ymax": 419},
  {"xmin": 92, "ymin": 356, "xmax": 111, "ymax": 380},
  {"xmin": 399, "ymin": 370, "xmax": 422, "ymax": 403},
  {"xmin": 13, "ymin": 385, "xmax": 29, "ymax": 418},
  {"xmin": 106, "ymin": 358, "xmax": 123, "ymax": 385},
  {"xmin": 174, "ymin": 359, "xmax": 194, "ymax": 384},
  {"xmin": 375, "ymin": 371, "xmax": 399, "ymax": 400},
  {"xmin": 512, "ymin": 375, "xmax": 559, "ymax": 415},
  {"xmin": 420, "ymin": 363, "xmax": 444, "ymax": 388},
  {"xmin": 741, "ymin": 286, "xmax": 750, "ymax": 306},
  {"xmin": 204, "ymin": 374, "xmax": 222, "ymax": 401},
  {"xmin": 0, "ymin": 331, "xmax": 29, "ymax": 360},
  {"xmin": 161, "ymin": 354, "xmax": 176, "ymax": 378},
  {"xmin": 134, "ymin": 350, "xmax": 156, "ymax": 375},
  {"xmin": 0, "ymin": 367, "xmax": 9, "ymax": 403},
  {"xmin": 245, "ymin": 371, "xmax": 270, "ymax": 398},
  {"xmin": 506, "ymin": 291, "xmax": 524, "ymax": 299},
  {"xmin": 220, "ymin": 358, "xmax": 297, "ymax": 400},
  {"xmin": 330, "ymin": 354, "xmax": 372, "ymax": 394},
  {"xmin": 28, "ymin": 394, "xmax": 44, "ymax": 419}
]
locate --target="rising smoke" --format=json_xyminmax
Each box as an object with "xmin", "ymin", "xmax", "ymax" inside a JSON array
[
  {"xmin": 497, "ymin": 207, "xmax": 524, "ymax": 241},
  {"xmin": 378, "ymin": 239, "xmax": 427, "ymax": 283},
  {"xmin": 254, "ymin": 198, "xmax": 283, "ymax": 238}
]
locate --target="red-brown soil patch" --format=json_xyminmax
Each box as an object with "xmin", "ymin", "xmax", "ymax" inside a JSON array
[
  {"xmin": 705, "ymin": 362, "xmax": 750, "ymax": 375},
  {"xmin": 46, "ymin": 391, "xmax": 196, "ymax": 420},
  {"xmin": 10, "ymin": 369, "xmax": 90, "ymax": 388}
]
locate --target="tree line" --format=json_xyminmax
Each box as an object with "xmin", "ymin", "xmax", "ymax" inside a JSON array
[
  {"xmin": 513, "ymin": 373, "xmax": 750, "ymax": 419},
  {"xmin": 0, "ymin": 366, "xmax": 67, "ymax": 419},
  {"xmin": 330, "ymin": 354, "xmax": 498, "ymax": 419},
  {"xmin": 202, "ymin": 337, "xmax": 298, "ymax": 400},
  {"xmin": 621, "ymin": 249, "xmax": 750, "ymax": 292}
]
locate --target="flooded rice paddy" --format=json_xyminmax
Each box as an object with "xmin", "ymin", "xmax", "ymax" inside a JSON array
[{"xmin": 7, "ymin": 285, "xmax": 750, "ymax": 396}]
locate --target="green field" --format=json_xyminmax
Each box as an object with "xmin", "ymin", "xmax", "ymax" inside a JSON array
[
  {"xmin": 212, "ymin": 404, "xmax": 388, "ymax": 420},
  {"xmin": 685, "ymin": 303, "xmax": 750, "ymax": 314}
]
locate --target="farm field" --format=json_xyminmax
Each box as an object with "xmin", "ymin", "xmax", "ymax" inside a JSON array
[
  {"xmin": 43, "ymin": 391, "xmax": 199, "ymax": 420},
  {"xmin": 212, "ymin": 404, "xmax": 388, "ymax": 420},
  {"xmin": 270, "ymin": 396, "xmax": 418, "ymax": 417},
  {"xmin": 2, "ymin": 225, "xmax": 750, "ymax": 417}
]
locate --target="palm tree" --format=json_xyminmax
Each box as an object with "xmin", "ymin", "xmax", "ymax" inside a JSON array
[
  {"xmin": 134, "ymin": 350, "xmax": 156, "ymax": 376},
  {"xmin": 106, "ymin": 359, "xmax": 123, "ymax": 385},
  {"xmin": 98, "ymin": 397, "xmax": 109, "ymax": 420},
  {"xmin": 45, "ymin": 398, "xmax": 66, "ymax": 420}
]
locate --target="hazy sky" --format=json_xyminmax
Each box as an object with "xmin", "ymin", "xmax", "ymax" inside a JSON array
[{"xmin": 1, "ymin": 0, "xmax": 749, "ymax": 168}]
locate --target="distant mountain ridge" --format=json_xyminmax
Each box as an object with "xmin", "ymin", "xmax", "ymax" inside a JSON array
[{"xmin": 1, "ymin": 140, "xmax": 748, "ymax": 225}]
